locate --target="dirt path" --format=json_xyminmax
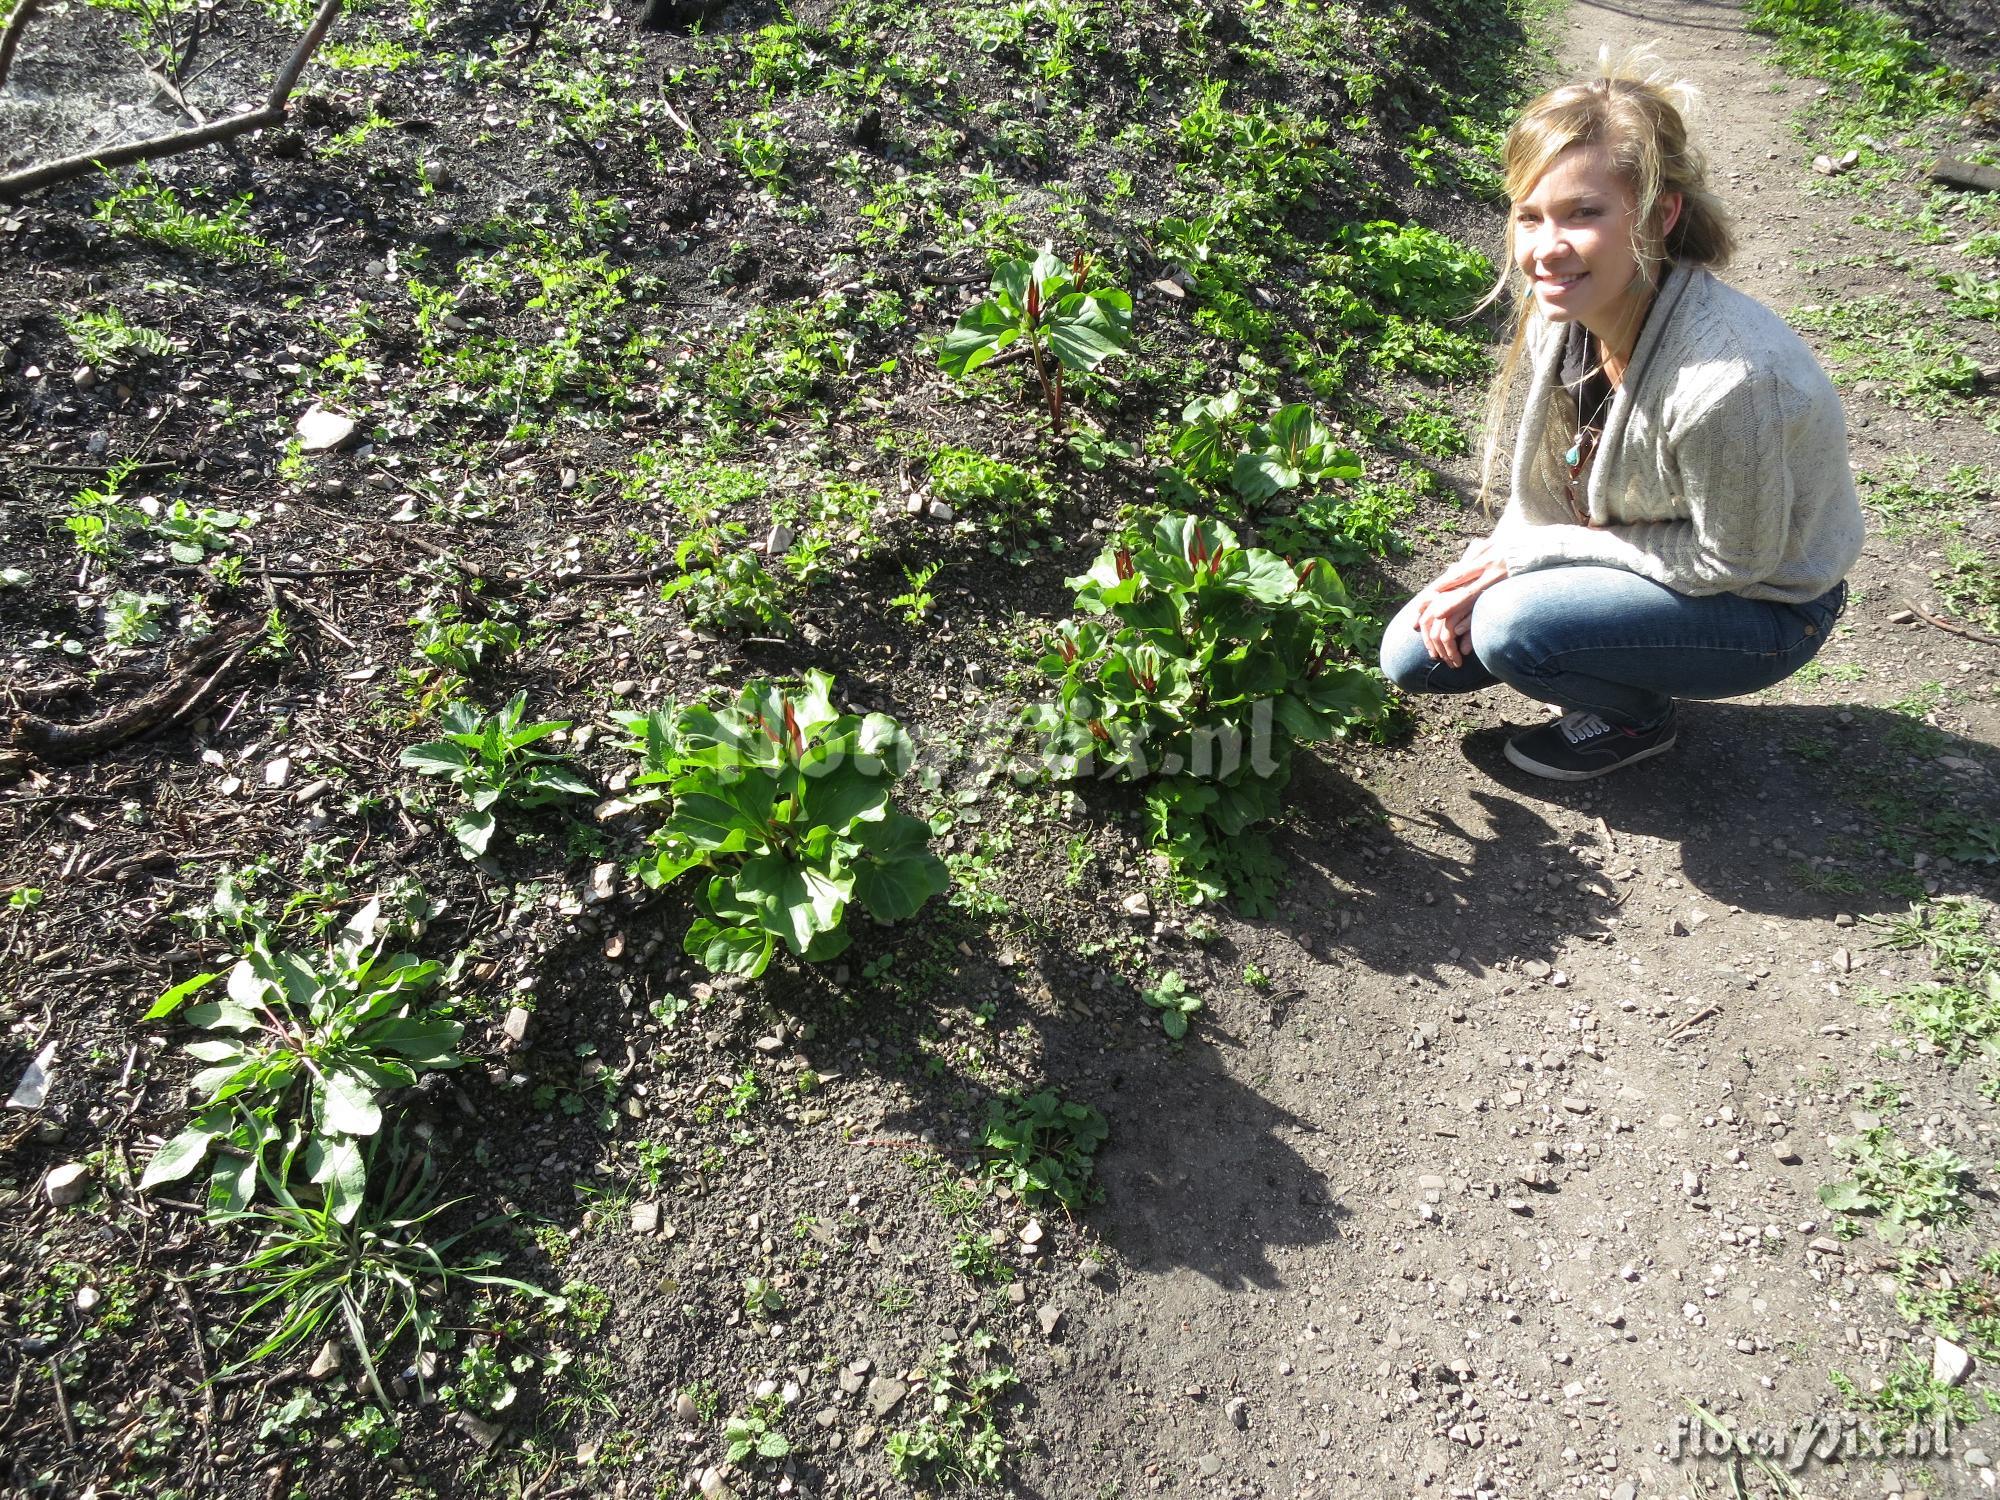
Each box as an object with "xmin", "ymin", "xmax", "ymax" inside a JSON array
[{"xmin": 1033, "ymin": 6, "xmax": 2000, "ymax": 1499}]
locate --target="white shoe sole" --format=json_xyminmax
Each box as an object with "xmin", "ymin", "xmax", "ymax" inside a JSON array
[{"xmin": 1503, "ymin": 733, "xmax": 1678, "ymax": 781}]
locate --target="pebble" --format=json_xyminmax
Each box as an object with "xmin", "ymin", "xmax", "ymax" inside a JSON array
[
  {"xmin": 1197, "ymin": 1455, "xmax": 1221, "ymax": 1477},
  {"xmin": 296, "ymin": 404, "xmax": 356, "ymax": 452},
  {"xmin": 1039, "ymin": 1304, "xmax": 1063, "ymax": 1339},
  {"xmin": 1122, "ymin": 892, "xmax": 1152, "ymax": 917},
  {"xmin": 1966, "ymin": 1448, "xmax": 1990, "ymax": 1468},
  {"xmin": 676, "ymin": 1392, "xmax": 699, "ymax": 1424},
  {"xmin": 866, "ymin": 1375, "xmax": 908, "ymax": 1417},
  {"xmin": 456, "ymin": 1412, "xmax": 504, "ymax": 1449},
  {"xmin": 697, "ymin": 1466, "xmax": 734, "ymax": 1499},
  {"xmin": 1226, "ymin": 1396, "xmax": 1249, "ymax": 1430},
  {"xmin": 1933, "ymin": 1336, "xmax": 1973, "ymax": 1387},
  {"xmin": 925, "ymin": 500, "xmax": 955, "ymax": 522},
  {"xmin": 421, "ymin": 159, "xmax": 449, "ymax": 188},
  {"xmin": 72, "ymin": 365, "xmax": 97, "ymax": 391},
  {"xmin": 310, "ymin": 1340, "xmax": 343, "ymax": 1379},
  {"xmin": 630, "ymin": 1201, "xmax": 660, "ymax": 1234},
  {"xmin": 502, "ymin": 1006, "xmax": 531, "ymax": 1044},
  {"xmin": 851, "ymin": 1422, "xmax": 877, "ymax": 1450},
  {"xmin": 44, "ymin": 1162, "xmax": 90, "ymax": 1205}
]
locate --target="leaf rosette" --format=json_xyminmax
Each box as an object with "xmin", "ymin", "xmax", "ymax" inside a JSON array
[{"xmin": 622, "ymin": 671, "xmax": 947, "ymax": 978}]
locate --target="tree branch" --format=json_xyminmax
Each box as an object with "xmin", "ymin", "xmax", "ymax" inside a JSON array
[
  {"xmin": 0, "ymin": 0, "xmax": 46, "ymax": 92},
  {"xmin": 0, "ymin": 0, "xmax": 342, "ymax": 198}
]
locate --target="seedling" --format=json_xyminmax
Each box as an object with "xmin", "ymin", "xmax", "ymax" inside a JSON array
[
  {"xmin": 153, "ymin": 500, "xmax": 249, "ymax": 563},
  {"xmin": 938, "ymin": 246, "xmax": 1133, "ymax": 434},
  {"xmin": 60, "ymin": 307, "xmax": 177, "ymax": 371},
  {"xmin": 103, "ymin": 590, "xmax": 170, "ymax": 649},
  {"xmin": 1140, "ymin": 969, "xmax": 1203, "ymax": 1039},
  {"xmin": 399, "ymin": 695, "xmax": 595, "ymax": 858},
  {"xmin": 723, "ymin": 1395, "xmax": 791, "ymax": 1464},
  {"xmin": 890, "ymin": 560, "xmax": 943, "ymax": 625},
  {"xmin": 887, "ymin": 1332, "xmax": 1018, "ymax": 1487}
]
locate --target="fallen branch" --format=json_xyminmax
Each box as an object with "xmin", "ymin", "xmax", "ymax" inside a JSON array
[
  {"xmin": 8, "ymin": 618, "xmax": 260, "ymax": 761},
  {"xmin": 0, "ymin": 0, "xmax": 44, "ymax": 92},
  {"xmin": 1931, "ymin": 155, "xmax": 2000, "ymax": 194},
  {"xmin": 0, "ymin": 0, "xmax": 341, "ymax": 198},
  {"xmin": 1907, "ymin": 602, "xmax": 2000, "ymax": 647}
]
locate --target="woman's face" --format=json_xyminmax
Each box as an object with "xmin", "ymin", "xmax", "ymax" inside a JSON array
[{"xmin": 1511, "ymin": 143, "xmax": 1674, "ymax": 344}]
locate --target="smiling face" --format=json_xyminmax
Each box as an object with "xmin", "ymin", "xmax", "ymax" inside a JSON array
[{"xmin": 1511, "ymin": 142, "xmax": 1679, "ymax": 349}]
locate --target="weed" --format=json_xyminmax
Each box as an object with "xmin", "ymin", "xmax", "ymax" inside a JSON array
[
  {"xmin": 400, "ymin": 695, "xmax": 595, "ymax": 858},
  {"xmin": 891, "ymin": 560, "xmax": 944, "ymax": 625},
  {"xmin": 409, "ymin": 602, "xmax": 521, "ymax": 676},
  {"xmin": 103, "ymin": 590, "xmax": 170, "ymax": 649},
  {"xmin": 1933, "ymin": 541, "xmax": 2000, "ymax": 632},
  {"xmin": 742, "ymin": 1276, "xmax": 785, "ymax": 1319},
  {"xmin": 1789, "ymin": 298, "xmax": 1982, "ymax": 414},
  {"xmin": 724, "ymin": 1394, "xmax": 791, "ymax": 1464},
  {"xmin": 60, "ymin": 306, "xmax": 177, "ymax": 371},
  {"xmin": 887, "ymin": 1332, "xmax": 1018, "ymax": 1487},
  {"xmin": 1818, "ymin": 1126, "xmax": 1974, "ymax": 1241},
  {"xmin": 662, "ymin": 528, "xmax": 792, "ymax": 635},
  {"xmin": 93, "ymin": 169, "xmax": 283, "ymax": 266},
  {"xmin": 1748, "ymin": 0, "xmax": 1966, "ymax": 126},
  {"xmin": 949, "ymin": 1230, "xmax": 1014, "ymax": 1283},
  {"xmin": 1165, "ymin": 391, "xmax": 1361, "ymax": 509},
  {"xmin": 1139, "ymin": 969, "xmax": 1203, "ymax": 1039},
  {"xmin": 153, "ymin": 500, "xmax": 249, "ymax": 563},
  {"xmin": 1830, "ymin": 1353, "xmax": 1981, "ymax": 1436},
  {"xmin": 982, "ymin": 1090, "xmax": 1107, "ymax": 1211},
  {"xmin": 139, "ymin": 898, "xmax": 461, "ymax": 1218}
]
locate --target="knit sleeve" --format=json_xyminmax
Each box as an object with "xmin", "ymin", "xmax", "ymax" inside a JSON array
[{"xmin": 1493, "ymin": 366, "xmax": 1795, "ymax": 596}]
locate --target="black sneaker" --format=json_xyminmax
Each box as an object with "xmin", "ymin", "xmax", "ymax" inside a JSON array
[{"xmin": 1504, "ymin": 706, "xmax": 1678, "ymax": 781}]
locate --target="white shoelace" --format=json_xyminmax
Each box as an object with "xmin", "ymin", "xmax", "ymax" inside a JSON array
[{"xmin": 1558, "ymin": 711, "xmax": 1615, "ymax": 744}]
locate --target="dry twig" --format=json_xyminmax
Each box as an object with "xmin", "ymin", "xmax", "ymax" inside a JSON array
[{"xmin": 0, "ymin": 0, "xmax": 44, "ymax": 91}]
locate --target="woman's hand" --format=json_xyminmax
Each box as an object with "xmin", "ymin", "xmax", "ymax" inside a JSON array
[{"xmin": 1408, "ymin": 539, "xmax": 1509, "ymax": 668}]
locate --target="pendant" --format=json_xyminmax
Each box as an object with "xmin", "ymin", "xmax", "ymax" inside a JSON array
[{"xmin": 1564, "ymin": 442, "xmax": 1581, "ymax": 468}]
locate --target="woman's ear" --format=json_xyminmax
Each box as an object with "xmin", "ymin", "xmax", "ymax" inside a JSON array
[{"xmin": 1656, "ymin": 190, "xmax": 1684, "ymax": 239}]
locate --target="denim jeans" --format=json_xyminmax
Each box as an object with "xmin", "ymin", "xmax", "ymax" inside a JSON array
[{"xmin": 1379, "ymin": 566, "xmax": 1847, "ymax": 728}]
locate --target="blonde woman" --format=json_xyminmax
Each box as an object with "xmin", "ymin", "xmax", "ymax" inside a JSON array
[{"xmin": 1380, "ymin": 64, "xmax": 1864, "ymax": 780}]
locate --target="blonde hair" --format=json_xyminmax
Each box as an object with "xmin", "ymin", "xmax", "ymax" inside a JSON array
[{"xmin": 1476, "ymin": 52, "xmax": 1737, "ymax": 506}]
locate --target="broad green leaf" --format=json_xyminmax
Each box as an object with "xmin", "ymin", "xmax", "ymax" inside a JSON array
[
  {"xmin": 139, "ymin": 1124, "xmax": 215, "ymax": 1188},
  {"xmin": 685, "ymin": 918, "xmax": 773, "ymax": 978},
  {"xmin": 184, "ymin": 1038, "xmax": 246, "ymax": 1064},
  {"xmin": 318, "ymin": 1066, "xmax": 382, "ymax": 1136},
  {"xmin": 938, "ymin": 300, "xmax": 1021, "ymax": 378},
  {"xmin": 399, "ymin": 739, "xmax": 473, "ymax": 776},
  {"xmin": 852, "ymin": 817, "xmax": 949, "ymax": 922},
  {"xmin": 1046, "ymin": 289, "xmax": 1134, "ymax": 372},
  {"xmin": 1230, "ymin": 447, "xmax": 1300, "ymax": 502},
  {"xmin": 799, "ymin": 761, "xmax": 888, "ymax": 833},
  {"xmin": 453, "ymin": 808, "xmax": 496, "ymax": 858},
  {"xmin": 734, "ymin": 852, "xmax": 849, "ymax": 956},
  {"xmin": 368, "ymin": 1016, "xmax": 465, "ymax": 1063}
]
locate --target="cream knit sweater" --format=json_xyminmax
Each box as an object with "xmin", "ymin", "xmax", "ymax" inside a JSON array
[{"xmin": 1490, "ymin": 262, "xmax": 1865, "ymax": 603}]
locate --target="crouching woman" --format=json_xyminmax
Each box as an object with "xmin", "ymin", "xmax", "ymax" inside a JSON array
[{"xmin": 1381, "ymin": 62, "xmax": 1864, "ymax": 781}]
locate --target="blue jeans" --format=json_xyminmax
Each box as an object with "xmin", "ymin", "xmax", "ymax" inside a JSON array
[{"xmin": 1379, "ymin": 567, "xmax": 1847, "ymax": 727}]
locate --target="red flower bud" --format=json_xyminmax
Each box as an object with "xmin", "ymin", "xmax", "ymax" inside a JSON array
[
  {"xmin": 1114, "ymin": 547, "xmax": 1134, "ymax": 581},
  {"xmin": 782, "ymin": 699, "xmax": 804, "ymax": 757},
  {"xmin": 1087, "ymin": 718, "xmax": 1112, "ymax": 745}
]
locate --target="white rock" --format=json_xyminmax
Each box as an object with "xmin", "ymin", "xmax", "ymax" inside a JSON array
[
  {"xmin": 502, "ymin": 1006, "xmax": 531, "ymax": 1044},
  {"xmin": 1934, "ymin": 1336, "xmax": 1973, "ymax": 1387},
  {"xmin": 296, "ymin": 404, "xmax": 357, "ymax": 452},
  {"xmin": 45, "ymin": 1162, "xmax": 91, "ymax": 1205}
]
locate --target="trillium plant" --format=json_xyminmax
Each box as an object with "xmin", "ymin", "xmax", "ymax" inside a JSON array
[
  {"xmin": 621, "ymin": 671, "xmax": 948, "ymax": 978},
  {"xmin": 1168, "ymin": 391, "xmax": 1362, "ymax": 506},
  {"xmin": 938, "ymin": 247, "xmax": 1134, "ymax": 435},
  {"xmin": 1027, "ymin": 513, "xmax": 1385, "ymax": 912},
  {"xmin": 138, "ymin": 899, "xmax": 465, "ymax": 1221}
]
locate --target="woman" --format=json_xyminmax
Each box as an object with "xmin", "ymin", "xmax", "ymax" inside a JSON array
[{"xmin": 1380, "ymin": 63, "xmax": 1863, "ymax": 781}]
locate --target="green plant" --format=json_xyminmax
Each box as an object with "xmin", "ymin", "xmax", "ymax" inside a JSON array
[
  {"xmin": 1026, "ymin": 514, "xmax": 1384, "ymax": 911},
  {"xmin": 139, "ymin": 898, "xmax": 463, "ymax": 1219},
  {"xmin": 620, "ymin": 671, "xmax": 947, "ymax": 977},
  {"xmin": 661, "ymin": 529, "xmax": 791, "ymax": 635},
  {"xmin": 949, "ymin": 1230, "xmax": 1013, "ymax": 1283},
  {"xmin": 201, "ymin": 1139, "xmax": 548, "ymax": 1406},
  {"xmin": 741, "ymin": 1275, "xmax": 784, "ymax": 1319},
  {"xmin": 153, "ymin": 499, "xmax": 249, "ymax": 562},
  {"xmin": 890, "ymin": 560, "xmax": 943, "ymax": 624},
  {"xmin": 66, "ymin": 456, "xmax": 145, "ymax": 559},
  {"xmin": 723, "ymin": 1395, "xmax": 791, "ymax": 1464},
  {"xmin": 409, "ymin": 602, "xmax": 521, "ymax": 675},
  {"xmin": 399, "ymin": 695, "xmax": 595, "ymax": 858},
  {"xmin": 1140, "ymin": 969, "xmax": 1203, "ymax": 1039},
  {"xmin": 92, "ymin": 168, "xmax": 284, "ymax": 266},
  {"xmin": 1817, "ymin": 1126, "xmax": 1974, "ymax": 1241},
  {"xmin": 1166, "ymin": 391, "xmax": 1362, "ymax": 507},
  {"xmin": 981, "ymin": 1091, "xmax": 1107, "ymax": 1212},
  {"xmin": 1747, "ymin": 0, "xmax": 1966, "ymax": 126},
  {"xmin": 887, "ymin": 1332, "xmax": 1018, "ymax": 1487},
  {"xmin": 60, "ymin": 306, "xmax": 177, "ymax": 370},
  {"xmin": 938, "ymin": 247, "xmax": 1133, "ymax": 434},
  {"xmin": 103, "ymin": 590, "xmax": 170, "ymax": 649}
]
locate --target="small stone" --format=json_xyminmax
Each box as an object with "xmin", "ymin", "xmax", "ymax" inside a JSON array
[
  {"xmin": 74, "ymin": 1285, "xmax": 101, "ymax": 1313},
  {"xmin": 1198, "ymin": 1454, "xmax": 1222, "ymax": 1477},
  {"xmin": 630, "ymin": 1201, "xmax": 660, "ymax": 1234},
  {"xmin": 1773, "ymin": 1142, "xmax": 1802, "ymax": 1165},
  {"xmin": 1681, "ymin": 1169, "xmax": 1702, "ymax": 1195},
  {"xmin": 310, "ymin": 1340, "xmax": 343, "ymax": 1380},
  {"xmin": 1226, "ymin": 1396, "xmax": 1249, "ymax": 1430},
  {"xmin": 1521, "ymin": 959, "xmax": 1551, "ymax": 979},
  {"xmin": 421, "ymin": 158, "xmax": 449, "ymax": 189},
  {"xmin": 44, "ymin": 1162, "xmax": 90, "ymax": 1205},
  {"xmin": 610, "ymin": 678, "xmax": 638, "ymax": 698},
  {"xmin": 502, "ymin": 1006, "xmax": 531, "ymax": 1044},
  {"xmin": 296, "ymin": 404, "xmax": 357, "ymax": 452},
  {"xmin": 456, "ymin": 1411, "xmax": 504, "ymax": 1449},
  {"xmin": 1833, "ymin": 912, "xmax": 1856, "ymax": 927},
  {"xmin": 1121, "ymin": 892, "xmax": 1151, "ymax": 918},
  {"xmin": 697, "ymin": 1465, "xmax": 734, "ymax": 1500},
  {"xmin": 1038, "ymin": 1304, "xmax": 1063, "ymax": 1339},
  {"xmin": 1020, "ymin": 1218, "xmax": 1044, "ymax": 1245},
  {"xmin": 676, "ymin": 1392, "xmax": 699, "ymax": 1424},
  {"xmin": 1933, "ymin": 1336, "xmax": 1973, "ymax": 1387},
  {"xmin": 866, "ymin": 1375, "xmax": 908, "ymax": 1417},
  {"xmin": 72, "ymin": 365, "xmax": 98, "ymax": 391},
  {"xmin": 1965, "ymin": 1447, "xmax": 1991, "ymax": 1468},
  {"xmin": 1561, "ymin": 1097, "xmax": 1590, "ymax": 1115},
  {"xmin": 814, "ymin": 1406, "xmax": 838, "ymax": 1428},
  {"xmin": 851, "ymin": 1422, "xmax": 877, "ymax": 1450},
  {"xmin": 764, "ymin": 524, "xmax": 794, "ymax": 555},
  {"xmin": 925, "ymin": 499, "xmax": 955, "ymax": 522}
]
